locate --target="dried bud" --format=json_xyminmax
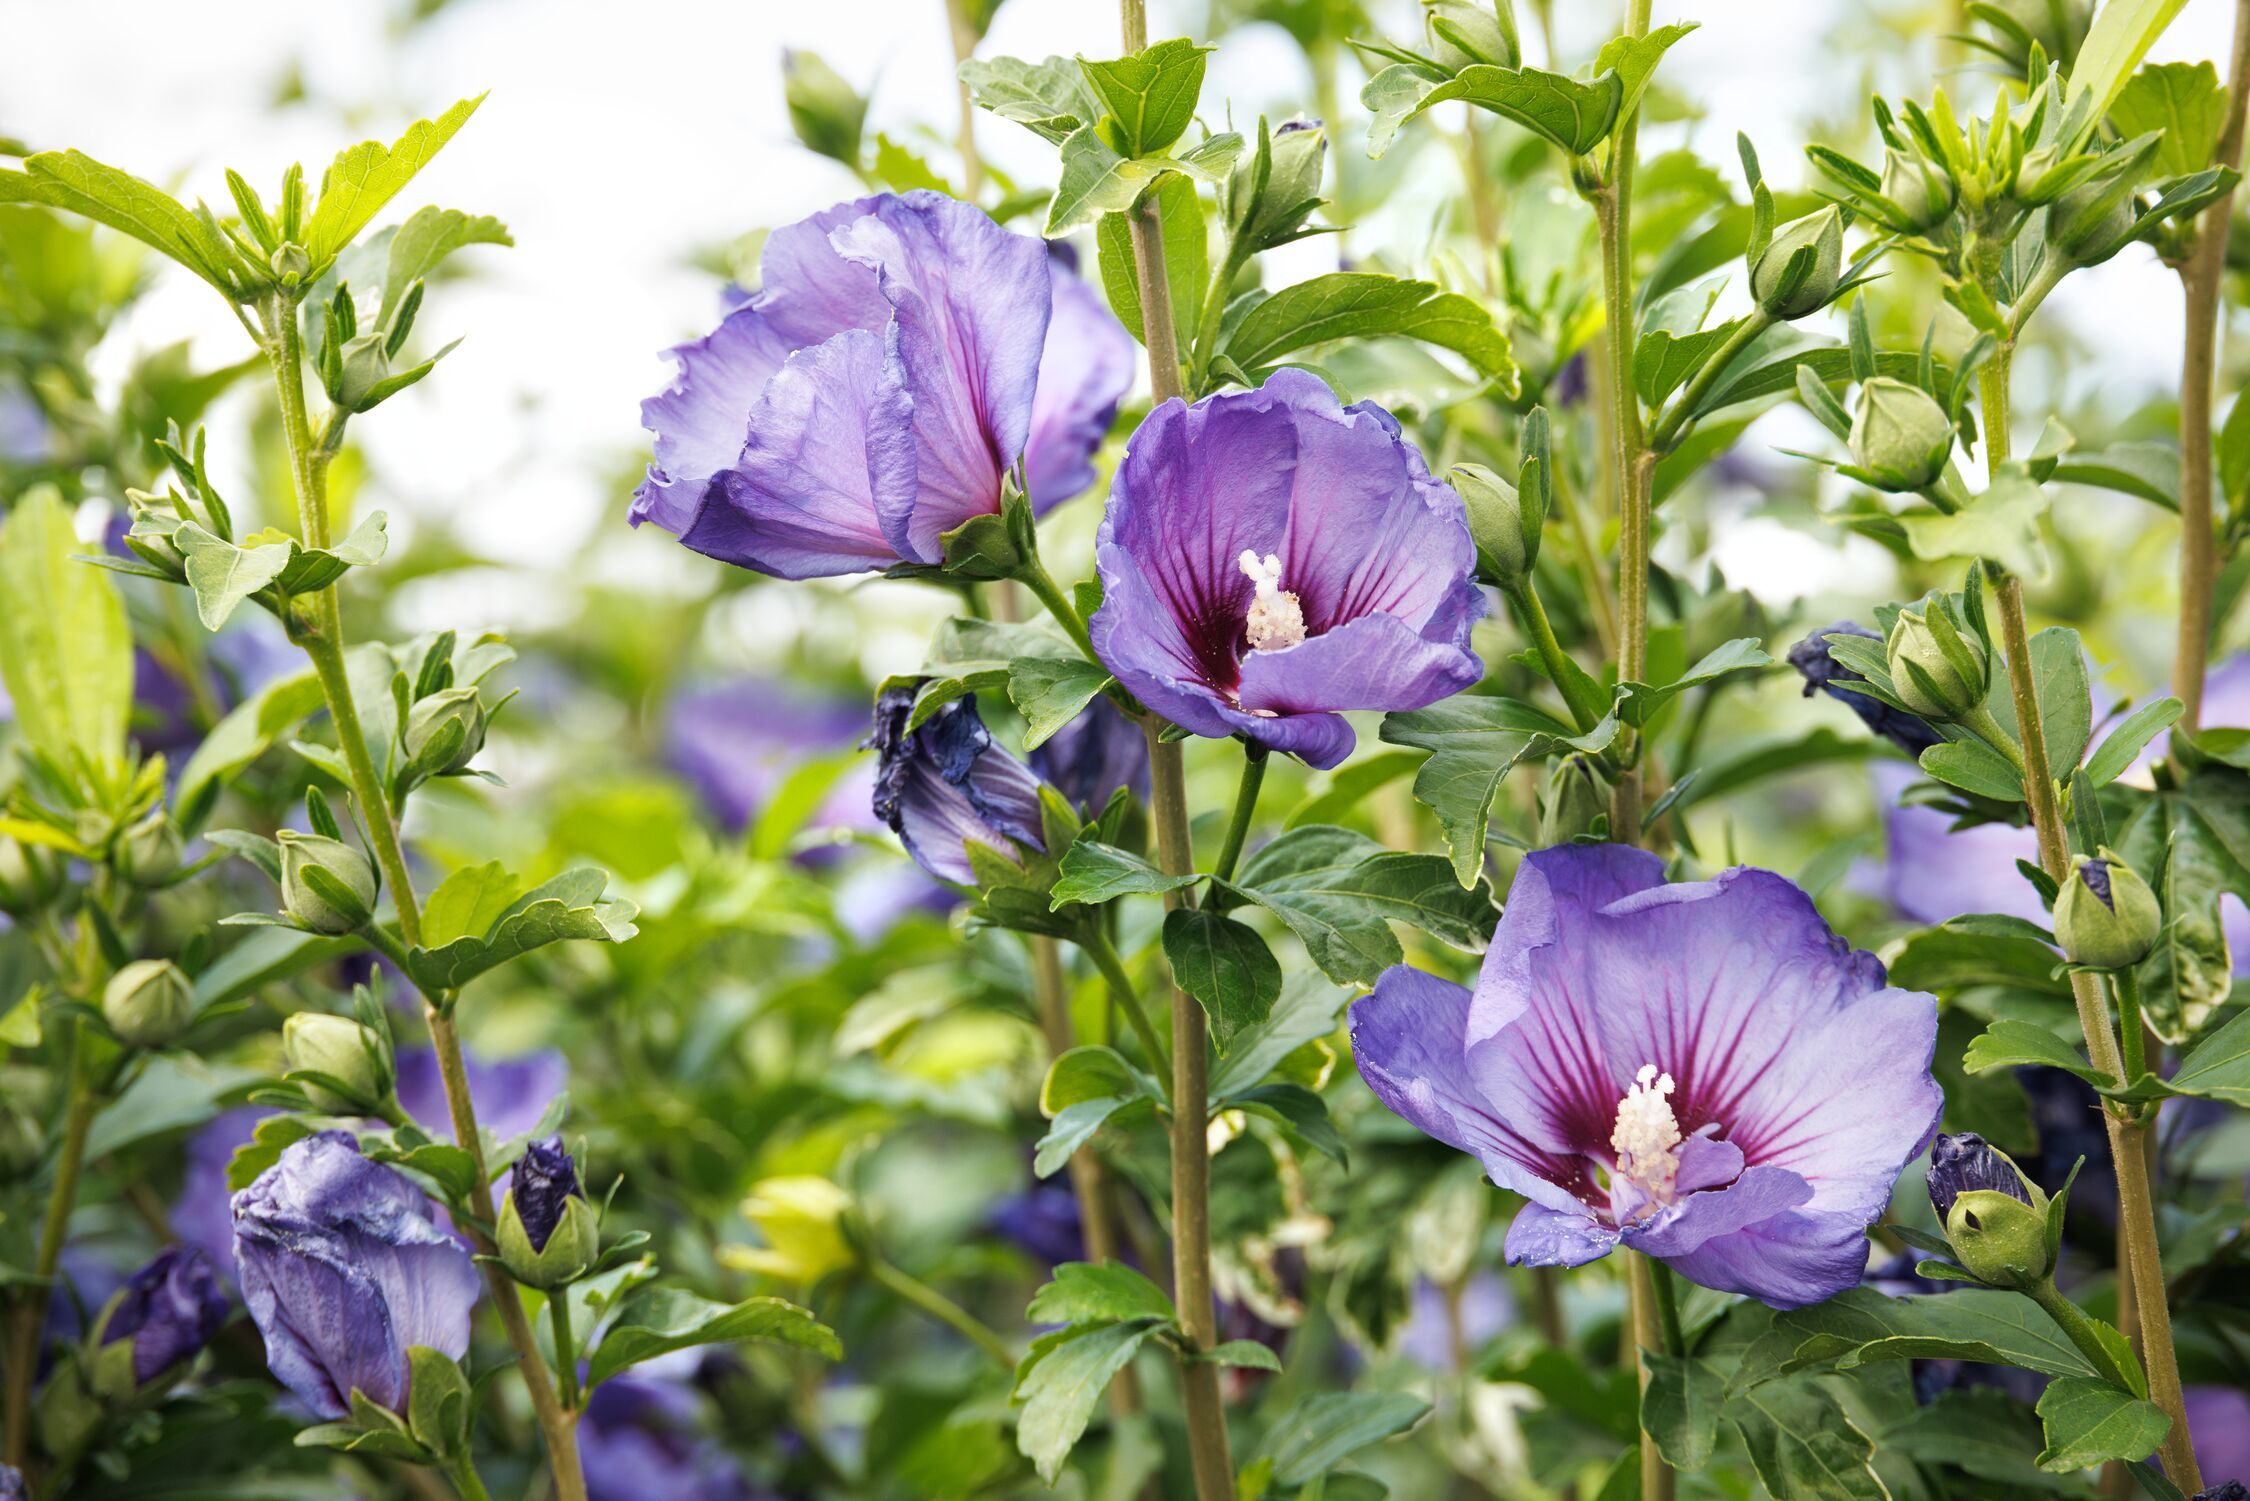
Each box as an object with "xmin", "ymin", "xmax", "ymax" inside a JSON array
[
  {"xmin": 1927, "ymin": 1133, "xmax": 2052, "ymax": 1290},
  {"xmin": 405, "ymin": 687, "xmax": 488, "ymax": 775},
  {"xmin": 1879, "ymin": 147, "xmax": 1956, "ymax": 233},
  {"xmin": 277, "ymin": 830, "xmax": 376, "ymax": 934},
  {"xmin": 496, "ymin": 1137, "xmax": 598, "ymax": 1288},
  {"xmin": 1926, "ymin": 1132, "xmax": 2033, "ymax": 1221},
  {"xmin": 2055, "ymin": 849, "xmax": 2161, "ymax": 970},
  {"xmin": 1452, "ymin": 462, "xmax": 1541, "ymax": 587},
  {"xmin": 1751, "ymin": 207, "xmax": 1845, "ymax": 320},
  {"xmin": 282, "ymin": 1011, "xmax": 392, "ymax": 1114},
  {"xmin": 1885, "ymin": 603, "xmax": 1989, "ymax": 723},
  {"xmin": 102, "ymin": 959, "xmax": 195, "ymax": 1049},
  {"xmin": 115, "ymin": 810, "xmax": 184, "ymax": 887},
  {"xmin": 1849, "ymin": 378, "xmax": 1954, "ymax": 492}
]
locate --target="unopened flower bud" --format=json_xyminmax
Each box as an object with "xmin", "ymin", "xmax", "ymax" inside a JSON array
[
  {"xmin": 2193, "ymin": 1482, "xmax": 2250, "ymax": 1501},
  {"xmin": 1751, "ymin": 208, "xmax": 1845, "ymax": 320},
  {"xmin": 496, "ymin": 1137, "xmax": 598, "ymax": 1288},
  {"xmin": 1926, "ymin": 1132, "xmax": 2033, "ymax": 1221},
  {"xmin": 2046, "ymin": 175, "xmax": 2138, "ymax": 269},
  {"xmin": 0, "ymin": 835, "xmax": 62, "ymax": 917},
  {"xmin": 1850, "ymin": 378, "xmax": 1954, "ymax": 492},
  {"xmin": 405, "ymin": 687, "xmax": 487, "ymax": 775},
  {"xmin": 269, "ymin": 242, "xmax": 310, "ymax": 283},
  {"xmin": 722, "ymin": 1176, "xmax": 858, "ymax": 1285},
  {"xmin": 94, "ymin": 1247, "xmax": 228, "ymax": 1397},
  {"xmin": 1537, "ymin": 756, "xmax": 1608, "ymax": 846},
  {"xmin": 1452, "ymin": 462, "xmax": 1541, "ymax": 587},
  {"xmin": 2054, "ymin": 849, "xmax": 2161, "ymax": 970},
  {"xmin": 1879, "ymin": 147, "xmax": 1956, "ymax": 233},
  {"xmin": 1230, "ymin": 118, "xmax": 1327, "ymax": 250},
  {"xmin": 1885, "ymin": 603, "xmax": 1988, "ymax": 723},
  {"xmin": 1927, "ymin": 1133, "xmax": 2052, "ymax": 1291},
  {"xmin": 277, "ymin": 830, "xmax": 376, "ymax": 934},
  {"xmin": 282, "ymin": 1011, "xmax": 392, "ymax": 1114},
  {"xmin": 102, "ymin": 959, "xmax": 195, "ymax": 1049},
  {"xmin": 115, "ymin": 810, "xmax": 184, "ymax": 887},
  {"xmin": 335, "ymin": 331, "xmax": 393, "ymax": 410}
]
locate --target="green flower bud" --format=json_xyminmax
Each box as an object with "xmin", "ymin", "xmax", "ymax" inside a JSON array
[
  {"xmin": 782, "ymin": 49, "xmax": 867, "ymax": 169},
  {"xmin": 115, "ymin": 810, "xmax": 184, "ymax": 888},
  {"xmin": 1228, "ymin": 118, "xmax": 1327, "ymax": 251},
  {"xmin": 102, "ymin": 960, "xmax": 195, "ymax": 1049},
  {"xmin": 2054, "ymin": 849, "xmax": 2162, "ymax": 970},
  {"xmin": 269, "ymin": 242, "xmax": 310, "ymax": 283},
  {"xmin": 405, "ymin": 687, "xmax": 487, "ymax": 775},
  {"xmin": 1849, "ymin": 378, "xmax": 1954, "ymax": 492},
  {"xmin": 281, "ymin": 1011, "xmax": 392, "ymax": 1114},
  {"xmin": 0, "ymin": 834, "xmax": 62, "ymax": 917},
  {"xmin": 1425, "ymin": 0, "xmax": 1519, "ymax": 67},
  {"xmin": 335, "ymin": 331, "xmax": 394, "ymax": 411},
  {"xmin": 1885, "ymin": 603, "xmax": 1989, "ymax": 723},
  {"xmin": 1751, "ymin": 207, "xmax": 1845, "ymax": 320},
  {"xmin": 2046, "ymin": 175, "xmax": 2139, "ymax": 269},
  {"xmin": 1945, "ymin": 1188, "xmax": 2054, "ymax": 1291},
  {"xmin": 1879, "ymin": 147, "xmax": 1956, "ymax": 233},
  {"xmin": 496, "ymin": 1189, "xmax": 599, "ymax": 1290},
  {"xmin": 1451, "ymin": 462, "xmax": 1541, "ymax": 587},
  {"xmin": 277, "ymin": 830, "xmax": 376, "ymax": 934},
  {"xmin": 1536, "ymin": 755, "xmax": 1608, "ymax": 846}
]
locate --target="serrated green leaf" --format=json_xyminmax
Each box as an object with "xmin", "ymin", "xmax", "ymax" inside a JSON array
[
  {"xmin": 587, "ymin": 1290, "xmax": 839, "ymax": 1390},
  {"xmin": 1162, "ymin": 907, "xmax": 1280, "ymax": 1050},
  {"xmin": 22, "ymin": 149, "xmax": 243, "ymax": 294},
  {"xmin": 404, "ymin": 867, "xmax": 638, "ymax": 991},
  {"xmin": 1380, "ymin": 696, "xmax": 1617, "ymax": 886},
  {"xmin": 1050, "ymin": 836, "xmax": 1197, "ymax": 907},
  {"xmin": 2034, "ymin": 1376, "xmax": 2169, "ymax": 1473},
  {"xmin": 1727, "ymin": 1377, "xmax": 1887, "ymax": 1501},
  {"xmin": 1013, "ymin": 1319, "xmax": 1165, "ymax": 1482},
  {"xmin": 1026, "ymin": 1261, "xmax": 1176, "ymax": 1325},
  {"xmin": 2116, "ymin": 767, "xmax": 2250, "ymax": 1038},
  {"xmin": 960, "ymin": 54, "xmax": 1102, "ymax": 145},
  {"xmin": 1077, "ymin": 38, "xmax": 1209, "ymax": 157},
  {"xmin": 1045, "ymin": 124, "xmax": 1171, "ymax": 236},
  {"xmin": 305, "ymin": 96, "xmax": 485, "ymax": 267},
  {"xmin": 1222, "ymin": 825, "xmax": 1497, "ymax": 985},
  {"xmin": 1260, "ymin": 1390, "xmax": 1431, "ymax": 1487},
  {"xmin": 380, "ymin": 205, "xmax": 510, "ymax": 320},
  {"xmin": 1641, "ymin": 1351, "xmax": 1723, "ymax": 1471},
  {"xmin": 177, "ymin": 525, "xmax": 292, "ymax": 629},
  {"xmin": 1009, "ymin": 655, "xmax": 1112, "ymax": 750},
  {"xmin": 420, "ymin": 860, "xmax": 524, "ymax": 948}
]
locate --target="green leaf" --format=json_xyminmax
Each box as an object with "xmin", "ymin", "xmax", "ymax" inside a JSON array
[
  {"xmin": 905, "ymin": 616, "xmax": 1078, "ymax": 729},
  {"xmin": 2169, "ymin": 1002, "xmax": 2250, "ymax": 1103},
  {"xmin": 176, "ymin": 669, "xmax": 327, "ymax": 827},
  {"xmin": 2112, "ymin": 63, "xmax": 2224, "ymax": 176},
  {"xmin": 304, "ymin": 97, "xmax": 485, "ymax": 267},
  {"xmin": 1745, "ymin": 1287, "xmax": 2105, "ymax": 1386},
  {"xmin": 176, "ymin": 525, "xmax": 292, "ymax": 629},
  {"xmin": 1222, "ymin": 272, "xmax": 1516, "ymax": 387},
  {"xmin": 2034, "ymin": 1376, "xmax": 2169, "ymax": 1473},
  {"xmin": 1727, "ymin": 1377, "xmax": 1888, "ymax": 1501},
  {"xmin": 1964, "ymin": 1018, "xmax": 2105, "ymax": 1087},
  {"xmin": 1389, "ymin": 64, "xmax": 1621, "ymax": 156},
  {"xmin": 1044, "ymin": 124, "xmax": 1171, "ymax": 236},
  {"xmin": 960, "ymin": 54, "xmax": 1101, "ymax": 145},
  {"xmin": 2072, "ymin": 0, "xmax": 2192, "ymax": 119},
  {"xmin": 379, "ymin": 205, "xmax": 510, "ymax": 320},
  {"xmin": 1224, "ymin": 825, "xmax": 1497, "ymax": 986},
  {"xmin": 1381, "ymin": 696, "xmax": 1618, "ymax": 886},
  {"xmin": 2115, "ymin": 767, "xmax": 2250, "ymax": 1039},
  {"xmin": 1198, "ymin": 1339, "xmax": 1281, "ymax": 1370},
  {"xmin": 1259, "ymin": 1390, "xmax": 1431, "ymax": 1488},
  {"xmin": 404, "ymin": 1347, "xmax": 471, "ymax": 1461},
  {"xmin": 420, "ymin": 860, "xmax": 524, "ymax": 948},
  {"xmin": 21, "ymin": 150, "xmax": 244, "ymax": 294},
  {"xmin": 0, "ymin": 990, "xmax": 42, "ymax": 1049},
  {"xmin": 1361, "ymin": 62, "xmax": 1452, "ymax": 159},
  {"xmin": 1014, "ymin": 1319, "xmax": 1167, "ymax": 1482},
  {"xmin": 1595, "ymin": 23, "xmax": 1698, "ymax": 126},
  {"xmin": 587, "ymin": 1289, "xmax": 839, "ymax": 1389},
  {"xmin": 1918, "ymin": 738, "xmax": 2025, "ymax": 802},
  {"xmin": 1228, "ymin": 1082, "xmax": 1347, "ymax": 1165},
  {"xmin": 85, "ymin": 1053, "xmax": 260, "ymax": 1162},
  {"xmin": 1210, "ymin": 974, "xmax": 1348, "ymax": 1099},
  {"xmin": 1076, "ymin": 38, "xmax": 1209, "ymax": 157},
  {"xmin": 404, "ymin": 867, "xmax": 639, "ymax": 991},
  {"xmin": 2030, "ymin": 628, "xmax": 2093, "ymax": 779},
  {"xmin": 1162, "ymin": 908, "xmax": 1281, "ymax": 1050},
  {"xmin": 1618, "ymin": 637, "xmax": 1771, "ymax": 728},
  {"xmin": 1025, "ymin": 1261, "xmax": 1175, "ymax": 1325},
  {"xmin": 2054, "ymin": 442, "xmax": 2182, "ymax": 511},
  {"xmin": 1898, "ymin": 473, "xmax": 2052, "ymax": 579},
  {"xmin": 1009, "ymin": 656, "xmax": 1112, "ymax": 751},
  {"xmin": 1041, "ymin": 1045, "xmax": 1159, "ymax": 1113},
  {"xmin": 1096, "ymin": 172, "xmax": 1206, "ymax": 354},
  {"xmin": 1887, "ymin": 923, "xmax": 2068, "ymax": 996},
  {"xmin": 1050, "ymin": 836, "xmax": 1198, "ymax": 907},
  {"xmin": 0, "ymin": 491, "xmax": 132, "ymax": 765},
  {"xmin": 1034, "ymin": 1096, "xmax": 1144, "ymax": 1178},
  {"xmin": 2086, "ymin": 698, "xmax": 2185, "ymax": 785},
  {"xmin": 1641, "ymin": 1351, "xmax": 1724, "ymax": 1471}
]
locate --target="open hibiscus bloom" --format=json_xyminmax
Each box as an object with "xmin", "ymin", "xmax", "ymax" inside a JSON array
[
  {"xmin": 1352, "ymin": 844, "xmax": 1942, "ymax": 1308},
  {"xmin": 631, "ymin": 191, "xmax": 1132, "ymax": 578},
  {"xmin": 1090, "ymin": 370, "xmax": 1485, "ymax": 769}
]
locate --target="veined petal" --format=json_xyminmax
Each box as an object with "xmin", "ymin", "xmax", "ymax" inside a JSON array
[
  {"xmin": 632, "ymin": 303, "xmax": 796, "ymax": 534},
  {"xmin": 1237, "ymin": 611, "xmax": 1483, "ymax": 718},
  {"xmin": 1026, "ymin": 257, "xmax": 1135, "ymax": 514},
  {"xmin": 1656, "ymin": 1205, "xmax": 1879, "ymax": 1309},
  {"xmin": 1504, "ymin": 1201, "xmax": 1621, "ymax": 1269},
  {"xmin": 754, "ymin": 195, "xmax": 891, "ymax": 345}
]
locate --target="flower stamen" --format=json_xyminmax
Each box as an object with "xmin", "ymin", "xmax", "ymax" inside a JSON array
[
  {"xmin": 1610, "ymin": 1064, "xmax": 1684, "ymax": 1215},
  {"xmin": 1239, "ymin": 550, "xmax": 1307, "ymax": 652}
]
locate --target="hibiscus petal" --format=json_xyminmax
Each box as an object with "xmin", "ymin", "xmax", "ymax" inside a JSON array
[
  {"xmin": 1025, "ymin": 258, "xmax": 1135, "ymax": 514},
  {"xmin": 754, "ymin": 196, "xmax": 891, "ymax": 345},
  {"xmin": 632, "ymin": 303, "xmax": 797, "ymax": 534},
  {"xmin": 1626, "ymin": 1163, "xmax": 1814, "ymax": 1258},
  {"xmin": 1237, "ymin": 611, "xmax": 1483, "ymax": 718},
  {"xmin": 1655, "ymin": 1205, "xmax": 1877, "ymax": 1309},
  {"xmin": 1505, "ymin": 1201, "xmax": 1622, "ymax": 1268}
]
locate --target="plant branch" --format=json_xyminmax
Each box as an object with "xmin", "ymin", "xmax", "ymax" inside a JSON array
[
  {"xmin": 2, "ymin": 1032, "xmax": 97, "ymax": 1471},
  {"xmin": 867, "ymin": 1256, "xmax": 1015, "ymax": 1368}
]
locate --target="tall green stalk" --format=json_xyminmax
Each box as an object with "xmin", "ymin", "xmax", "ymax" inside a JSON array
[{"xmin": 1, "ymin": 1036, "xmax": 97, "ymax": 1472}]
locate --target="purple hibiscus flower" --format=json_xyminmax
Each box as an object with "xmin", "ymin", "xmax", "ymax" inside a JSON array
[
  {"xmin": 102, "ymin": 1246, "xmax": 229, "ymax": 1386},
  {"xmin": 866, "ymin": 685, "xmax": 1045, "ymax": 884},
  {"xmin": 1090, "ymin": 370, "xmax": 1485, "ymax": 769},
  {"xmin": 633, "ymin": 191, "xmax": 1130, "ymax": 577},
  {"xmin": 231, "ymin": 1132, "xmax": 480, "ymax": 1418},
  {"xmin": 394, "ymin": 1044, "xmax": 565, "ymax": 1145},
  {"xmin": 666, "ymin": 677, "xmax": 873, "ymax": 833},
  {"xmin": 1352, "ymin": 844, "xmax": 1943, "ymax": 1309},
  {"xmin": 580, "ymin": 1354, "xmax": 776, "ymax": 1501},
  {"xmin": 2189, "ymin": 1386, "xmax": 2250, "ymax": 1494},
  {"xmin": 1788, "ymin": 621, "xmax": 1944, "ymax": 758}
]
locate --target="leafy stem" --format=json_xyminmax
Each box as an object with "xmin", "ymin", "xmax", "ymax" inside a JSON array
[
  {"xmin": 1, "ymin": 1026, "xmax": 98, "ymax": 1471},
  {"xmin": 1078, "ymin": 924, "xmax": 1172, "ymax": 1077},
  {"xmin": 1017, "ymin": 550, "xmax": 1097, "ymax": 662},
  {"xmin": 2027, "ymin": 1281, "xmax": 2146, "ymax": 1396},
  {"xmin": 549, "ymin": 1288, "xmax": 580, "ymax": 1412},
  {"xmin": 1505, "ymin": 581, "xmax": 1607, "ymax": 733},
  {"xmin": 1645, "ymin": 309, "xmax": 1772, "ymax": 455},
  {"xmin": 443, "ymin": 1453, "xmax": 496, "ymax": 1501},
  {"xmin": 1210, "ymin": 742, "xmax": 1268, "ymax": 884}
]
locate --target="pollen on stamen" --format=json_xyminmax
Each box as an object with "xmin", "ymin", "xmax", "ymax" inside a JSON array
[
  {"xmin": 1610, "ymin": 1063, "xmax": 1684, "ymax": 1212},
  {"xmin": 1239, "ymin": 549, "xmax": 1307, "ymax": 652}
]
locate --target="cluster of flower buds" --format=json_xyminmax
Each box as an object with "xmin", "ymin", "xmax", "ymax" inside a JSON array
[{"xmin": 315, "ymin": 277, "xmax": 453, "ymax": 416}]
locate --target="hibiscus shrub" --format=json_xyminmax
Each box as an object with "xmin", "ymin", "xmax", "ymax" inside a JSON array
[{"xmin": 2, "ymin": 2, "xmax": 2249, "ymax": 1500}]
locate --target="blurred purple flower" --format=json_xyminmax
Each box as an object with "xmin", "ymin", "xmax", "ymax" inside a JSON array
[
  {"xmin": 1353, "ymin": 844, "xmax": 1941, "ymax": 1309},
  {"xmin": 1024, "ymin": 253, "xmax": 1135, "ymax": 513},
  {"xmin": 174, "ymin": 1107, "xmax": 273, "ymax": 1284},
  {"xmin": 395, "ymin": 1044, "xmax": 565, "ymax": 1145},
  {"xmin": 1091, "ymin": 370, "xmax": 1484, "ymax": 769},
  {"xmin": 581, "ymin": 1356, "xmax": 774, "ymax": 1501},
  {"xmin": 1398, "ymin": 1272, "xmax": 1514, "ymax": 1370},
  {"xmin": 988, "ymin": 1183, "xmax": 1085, "ymax": 1268},
  {"xmin": 103, "ymin": 1246, "xmax": 228, "ymax": 1385},
  {"xmin": 2189, "ymin": 1386, "xmax": 2250, "ymax": 1496},
  {"xmin": 128, "ymin": 619, "xmax": 295, "ymax": 759},
  {"xmin": 0, "ymin": 1463, "xmax": 21, "ymax": 1501},
  {"xmin": 666, "ymin": 677, "xmax": 871, "ymax": 832},
  {"xmin": 866, "ymin": 686, "xmax": 1044, "ymax": 884},
  {"xmin": 631, "ymin": 191, "xmax": 1051, "ymax": 577},
  {"xmin": 1029, "ymin": 696, "xmax": 1148, "ymax": 811},
  {"xmin": 231, "ymin": 1132, "xmax": 480, "ymax": 1418},
  {"xmin": 1873, "ymin": 762, "xmax": 2047, "ymax": 926},
  {"xmin": 1788, "ymin": 622, "xmax": 1943, "ymax": 758}
]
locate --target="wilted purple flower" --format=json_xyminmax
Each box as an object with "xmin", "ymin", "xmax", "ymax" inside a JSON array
[
  {"xmin": 633, "ymin": 191, "xmax": 1069, "ymax": 578},
  {"xmin": 231, "ymin": 1132, "xmax": 480, "ymax": 1418},
  {"xmin": 103, "ymin": 1247, "xmax": 229, "ymax": 1385},
  {"xmin": 395, "ymin": 1044, "xmax": 565, "ymax": 1145},
  {"xmin": 667, "ymin": 677, "xmax": 871, "ymax": 832},
  {"xmin": 866, "ymin": 686, "xmax": 1044, "ymax": 884},
  {"xmin": 1352, "ymin": 844, "xmax": 1942, "ymax": 1309},
  {"xmin": 1026, "ymin": 254, "xmax": 1136, "ymax": 513},
  {"xmin": 1029, "ymin": 695, "xmax": 1148, "ymax": 811},
  {"xmin": 173, "ymin": 1107, "xmax": 273, "ymax": 1283},
  {"xmin": 1789, "ymin": 621, "xmax": 1943, "ymax": 757},
  {"xmin": 1091, "ymin": 370, "xmax": 1485, "ymax": 769},
  {"xmin": 514, "ymin": 1137, "xmax": 581, "ymax": 1253},
  {"xmin": 2195, "ymin": 1483, "xmax": 2248, "ymax": 1501},
  {"xmin": 1925, "ymin": 1133, "xmax": 2031, "ymax": 1220},
  {"xmin": 580, "ymin": 1356, "xmax": 774, "ymax": 1501}
]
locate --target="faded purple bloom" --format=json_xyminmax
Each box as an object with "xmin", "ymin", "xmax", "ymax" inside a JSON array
[
  {"xmin": 1091, "ymin": 370, "xmax": 1485, "ymax": 769},
  {"xmin": 1025, "ymin": 254, "xmax": 1135, "ymax": 513},
  {"xmin": 866, "ymin": 686, "xmax": 1044, "ymax": 884},
  {"xmin": 2196, "ymin": 1484, "xmax": 2249, "ymax": 1501},
  {"xmin": 2190, "ymin": 1387, "xmax": 2250, "ymax": 1495},
  {"xmin": 514, "ymin": 1137, "xmax": 581, "ymax": 1253},
  {"xmin": 1398, "ymin": 1272, "xmax": 1514, "ymax": 1370},
  {"xmin": 1789, "ymin": 621, "xmax": 1943, "ymax": 757},
  {"xmin": 1925, "ymin": 1133, "xmax": 2030, "ymax": 1219},
  {"xmin": 395, "ymin": 1044, "xmax": 565, "ymax": 1146},
  {"xmin": 1029, "ymin": 695, "xmax": 1148, "ymax": 811},
  {"xmin": 667, "ymin": 678, "xmax": 871, "ymax": 832},
  {"xmin": 632, "ymin": 191, "xmax": 1051, "ymax": 578},
  {"xmin": 103, "ymin": 1247, "xmax": 228, "ymax": 1385},
  {"xmin": 1352, "ymin": 844, "xmax": 1942, "ymax": 1309},
  {"xmin": 989, "ymin": 1183, "xmax": 1085, "ymax": 1268},
  {"xmin": 231, "ymin": 1132, "xmax": 480, "ymax": 1418},
  {"xmin": 1874, "ymin": 762, "xmax": 2048, "ymax": 927},
  {"xmin": 581, "ymin": 1355, "xmax": 773, "ymax": 1501},
  {"xmin": 174, "ymin": 1107, "xmax": 274, "ymax": 1283}
]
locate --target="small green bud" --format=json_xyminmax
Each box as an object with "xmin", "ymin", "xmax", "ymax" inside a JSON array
[
  {"xmin": 1452, "ymin": 462, "xmax": 1541, "ymax": 587},
  {"xmin": 1879, "ymin": 147, "xmax": 1956, "ymax": 233},
  {"xmin": 277, "ymin": 830, "xmax": 376, "ymax": 934},
  {"xmin": 2046, "ymin": 175, "xmax": 2139, "ymax": 269},
  {"xmin": 1229, "ymin": 118, "xmax": 1327, "ymax": 251},
  {"xmin": 102, "ymin": 960, "xmax": 195, "ymax": 1049},
  {"xmin": 0, "ymin": 834, "xmax": 62, "ymax": 916},
  {"xmin": 1751, "ymin": 207, "xmax": 1845, "ymax": 320},
  {"xmin": 405, "ymin": 687, "xmax": 488, "ymax": 775},
  {"xmin": 1425, "ymin": 0, "xmax": 1519, "ymax": 67},
  {"xmin": 335, "ymin": 331, "xmax": 393, "ymax": 410},
  {"xmin": 281, "ymin": 1011, "xmax": 392, "ymax": 1114},
  {"xmin": 269, "ymin": 242, "xmax": 311, "ymax": 283},
  {"xmin": 782, "ymin": 49, "xmax": 868, "ymax": 168},
  {"xmin": 1849, "ymin": 378, "xmax": 1954, "ymax": 492},
  {"xmin": 115, "ymin": 810, "xmax": 184, "ymax": 887},
  {"xmin": 1946, "ymin": 1188, "xmax": 2054, "ymax": 1291},
  {"xmin": 1885, "ymin": 603, "xmax": 1989, "ymax": 723},
  {"xmin": 1536, "ymin": 755, "xmax": 1609, "ymax": 846},
  {"xmin": 2054, "ymin": 849, "xmax": 2162, "ymax": 970}
]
